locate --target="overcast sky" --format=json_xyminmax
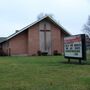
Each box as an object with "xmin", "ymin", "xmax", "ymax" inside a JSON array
[{"xmin": 0, "ymin": 0, "xmax": 90, "ymax": 37}]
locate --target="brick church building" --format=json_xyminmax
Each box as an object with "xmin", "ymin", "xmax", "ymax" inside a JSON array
[{"xmin": 0, "ymin": 15, "xmax": 70, "ymax": 56}]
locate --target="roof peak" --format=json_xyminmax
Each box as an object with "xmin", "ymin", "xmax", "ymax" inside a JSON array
[{"xmin": 37, "ymin": 13, "xmax": 54, "ymax": 20}]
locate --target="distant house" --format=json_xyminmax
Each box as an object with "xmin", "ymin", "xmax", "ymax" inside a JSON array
[{"xmin": 0, "ymin": 15, "xmax": 70, "ymax": 56}]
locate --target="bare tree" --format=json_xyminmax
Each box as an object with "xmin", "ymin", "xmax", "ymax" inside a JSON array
[
  {"xmin": 37, "ymin": 13, "xmax": 54, "ymax": 20},
  {"xmin": 83, "ymin": 16, "xmax": 90, "ymax": 37},
  {"xmin": 37, "ymin": 13, "xmax": 44, "ymax": 20}
]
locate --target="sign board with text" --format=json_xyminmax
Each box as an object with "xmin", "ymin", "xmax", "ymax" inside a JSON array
[{"xmin": 64, "ymin": 34, "xmax": 86, "ymax": 60}]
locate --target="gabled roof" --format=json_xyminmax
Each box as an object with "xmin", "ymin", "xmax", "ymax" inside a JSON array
[{"xmin": 0, "ymin": 15, "xmax": 70, "ymax": 43}]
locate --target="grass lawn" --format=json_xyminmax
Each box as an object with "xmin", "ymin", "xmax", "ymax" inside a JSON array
[{"xmin": 0, "ymin": 56, "xmax": 90, "ymax": 90}]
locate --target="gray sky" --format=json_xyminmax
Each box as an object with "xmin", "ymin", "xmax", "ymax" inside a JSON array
[{"xmin": 0, "ymin": 0, "xmax": 90, "ymax": 37}]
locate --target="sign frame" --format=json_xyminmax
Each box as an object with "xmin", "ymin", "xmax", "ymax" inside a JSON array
[{"xmin": 64, "ymin": 34, "xmax": 86, "ymax": 60}]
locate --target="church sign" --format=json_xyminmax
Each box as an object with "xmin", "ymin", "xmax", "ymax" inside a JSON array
[{"xmin": 64, "ymin": 34, "xmax": 86, "ymax": 61}]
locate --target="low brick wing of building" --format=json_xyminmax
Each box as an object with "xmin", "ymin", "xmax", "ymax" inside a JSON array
[{"xmin": 0, "ymin": 15, "xmax": 70, "ymax": 56}]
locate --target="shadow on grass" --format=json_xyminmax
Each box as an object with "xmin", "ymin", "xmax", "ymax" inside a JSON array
[
  {"xmin": 37, "ymin": 61, "xmax": 90, "ymax": 66},
  {"xmin": 60, "ymin": 60, "xmax": 90, "ymax": 65},
  {"xmin": 33, "ymin": 60, "xmax": 90, "ymax": 66}
]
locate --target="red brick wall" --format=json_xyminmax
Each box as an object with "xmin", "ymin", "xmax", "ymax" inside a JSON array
[
  {"xmin": 28, "ymin": 24, "xmax": 39, "ymax": 55},
  {"xmin": 61, "ymin": 31, "xmax": 64, "ymax": 53},
  {"xmin": 51, "ymin": 24, "xmax": 62, "ymax": 54},
  {"xmin": 9, "ymin": 31, "xmax": 28, "ymax": 56}
]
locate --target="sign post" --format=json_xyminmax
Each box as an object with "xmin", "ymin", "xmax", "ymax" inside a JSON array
[{"xmin": 64, "ymin": 34, "xmax": 86, "ymax": 64}]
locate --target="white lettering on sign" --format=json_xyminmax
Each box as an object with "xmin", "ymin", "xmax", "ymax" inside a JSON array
[{"xmin": 64, "ymin": 35, "xmax": 82, "ymax": 58}]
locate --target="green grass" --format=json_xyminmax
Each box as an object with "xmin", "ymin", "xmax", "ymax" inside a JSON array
[{"xmin": 0, "ymin": 56, "xmax": 90, "ymax": 90}]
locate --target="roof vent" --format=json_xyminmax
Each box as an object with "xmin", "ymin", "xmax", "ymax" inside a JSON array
[{"xmin": 15, "ymin": 30, "xmax": 19, "ymax": 33}]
